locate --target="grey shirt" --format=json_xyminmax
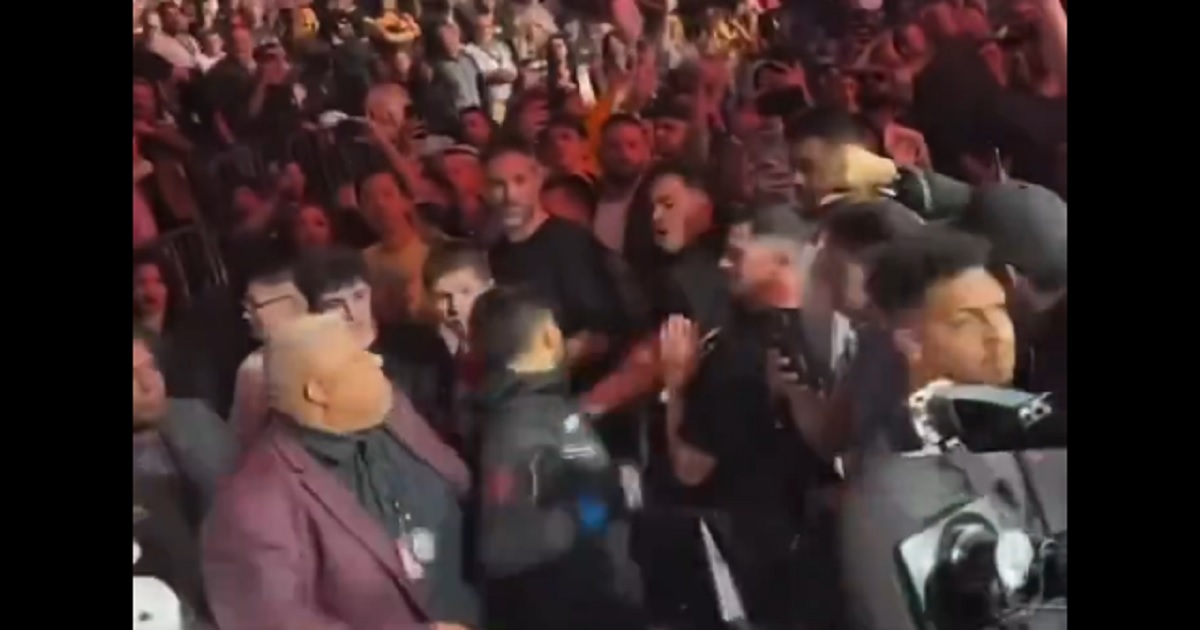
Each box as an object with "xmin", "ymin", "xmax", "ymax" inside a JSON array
[
  {"xmin": 434, "ymin": 54, "xmax": 483, "ymax": 111},
  {"xmin": 134, "ymin": 398, "xmax": 236, "ymax": 620}
]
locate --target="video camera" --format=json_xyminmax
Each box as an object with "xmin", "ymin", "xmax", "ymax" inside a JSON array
[{"xmin": 896, "ymin": 383, "xmax": 1067, "ymax": 630}]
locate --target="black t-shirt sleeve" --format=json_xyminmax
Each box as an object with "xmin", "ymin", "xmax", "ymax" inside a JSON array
[
  {"xmin": 651, "ymin": 275, "xmax": 693, "ymax": 327},
  {"xmin": 676, "ymin": 340, "xmax": 770, "ymax": 462}
]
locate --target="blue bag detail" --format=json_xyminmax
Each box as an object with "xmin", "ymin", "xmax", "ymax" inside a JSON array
[{"xmin": 576, "ymin": 495, "xmax": 609, "ymax": 534}]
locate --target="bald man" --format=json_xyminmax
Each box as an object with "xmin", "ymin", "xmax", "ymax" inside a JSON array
[{"xmin": 203, "ymin": 314, "xmax": 477, "ymax": 630}]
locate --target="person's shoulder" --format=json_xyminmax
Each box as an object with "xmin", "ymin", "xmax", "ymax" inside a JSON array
[
  {"xmin": 167, "ymin": 398, "xmax": 223, "ymax": 424},
  {"xmin": 212, "ymin": 435, "xmax": 293, "ymax": 516},
  {"xmin": 236, "ymin": 349, "xmax": 264, "ymax": 375},
  {"xmin": 540, "ymin": 216, "xmax": 603, "ymax": 248}
]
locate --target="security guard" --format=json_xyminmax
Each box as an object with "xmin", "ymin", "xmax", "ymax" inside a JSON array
[{"xmin": 468, "ymin": 285, "xmax": 647, "ymax": 630}]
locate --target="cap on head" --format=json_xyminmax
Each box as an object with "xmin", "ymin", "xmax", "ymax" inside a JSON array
[{"xmin": 954, "ymin": 181, "xmax": 1067, "ymax": 293}]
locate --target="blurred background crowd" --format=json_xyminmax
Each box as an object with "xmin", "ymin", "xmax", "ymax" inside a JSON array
[{"xmin": 131, "ymin": 0, "xmax": 1067, "ymax": 628}]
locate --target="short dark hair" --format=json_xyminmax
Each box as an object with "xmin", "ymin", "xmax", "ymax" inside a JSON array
[
  {"xmin": 544, "ymin": 114, "xmax": 587, "ymax": 140},
  {"xmin": 542, "ymin": 173, "xmax": 598, "ymax": 209},
  {"xmin": 230, "ymin": 245, "xmax": 294, "ymax": 299},
  {"xmin": 357, "ymin": 169, "xmax": 411, "ymax": 198},
  {"xmin": 646, "ymin": 161, "xmax": 707, "ymax": 192},
  {"xmin": 866, "ymin": 227, "xmax": 992, "ymax": 319},
  {"xmin": 601, "ymin": 113, "xmax": 645, "ymax": 138},
  {"xmin": 821, "ymin": 200, "xmax": 923, "ymax": 258},
  {"xmin": 469, "ymin": 285, "xmax": 555, "ymax": 369},
  {"xmin": 482, "ymin": 140, "xmax": 538, "ymax": 166},
  {"xmin": 785, "ymin": 106, "xmax": 867, "ymax": 146},
  {"xmin": 293, "ymin": 247, "xmax": 369, "ymax": 309},
  {"xmin": 423, "ymin": 244, "xmax": 492, "ymax": 290}
]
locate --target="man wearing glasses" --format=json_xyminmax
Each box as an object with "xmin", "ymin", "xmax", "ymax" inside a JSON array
[{"xmin": 230, "ymin": 252, "xmax": 309, "ymax": 449}]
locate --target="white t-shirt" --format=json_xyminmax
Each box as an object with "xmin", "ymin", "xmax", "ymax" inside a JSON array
[
  {"xmin": 464, "ymin": 41, "xmax": 516, "ymax": 108},
  {"xmin": 147, "ymin": 32, "xmax": 202, "ymax": 70}
]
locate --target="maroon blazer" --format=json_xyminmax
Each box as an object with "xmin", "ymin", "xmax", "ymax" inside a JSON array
[{"xmin": 202, "ymin": 392, "xmax": 471, "ymax": 630}]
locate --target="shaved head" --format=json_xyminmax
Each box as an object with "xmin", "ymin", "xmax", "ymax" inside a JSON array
[{"xmin": 263, "ymin": 313, "xmax": 393, "ymax": 432}]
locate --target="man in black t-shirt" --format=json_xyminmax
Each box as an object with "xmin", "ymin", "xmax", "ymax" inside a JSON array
[{"xmin": 484, "ymin": 143, "xmax": 629, "ymax": 390}]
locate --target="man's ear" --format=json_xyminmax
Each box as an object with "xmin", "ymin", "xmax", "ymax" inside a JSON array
[
  {"xmin": 303, "ymin": 379, "xmax": 330, "ymax": 406},
  {"xmin": 892, "ymin": 326, "xmax": 922, "ymax": 365}
]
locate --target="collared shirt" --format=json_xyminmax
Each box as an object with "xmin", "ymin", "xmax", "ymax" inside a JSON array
[{"xmin": 293, "ymin": 423, "xmax": 479, "ymax": 625}]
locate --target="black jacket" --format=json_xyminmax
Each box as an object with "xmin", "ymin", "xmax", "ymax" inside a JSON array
[{"xmin": 472, "ymin": 369, "xmax": 646, "ymax": 630}]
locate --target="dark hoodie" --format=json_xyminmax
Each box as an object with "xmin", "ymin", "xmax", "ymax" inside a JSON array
[{"xmin": 472, "ymin": 369, "xmax": 646, "ymax": 630}]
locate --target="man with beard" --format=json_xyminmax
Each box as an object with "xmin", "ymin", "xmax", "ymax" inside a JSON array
[
  {"xmin": 594, "ymin": 115, "xmax": 654, "ymax": 256},
  {"xmin": 485, "ymin": 143, "xmax": 628, "ymax": 387},
  {"xmin": 580, "ymin": 163, "xmax": 729, "ymax": 420},
  {"xmin": 839, "ymin": 227, "xmax": 1063, "ymax": 630},
  {"xmin": 953, "ymin": 181, "xmax": 1067, "ymax": 445},
  {"xmin": 652, "ymin": 200, "xmax": 845, "ymax": 629},
  {"xmin": 134, "ymin": 326, "xmax": 236, "ymax": 623}
]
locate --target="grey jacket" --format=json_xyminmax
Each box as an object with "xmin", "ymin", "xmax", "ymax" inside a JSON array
[{"xmin": 158, "ymin": 398, "xmax": 238, "ymax": 521}]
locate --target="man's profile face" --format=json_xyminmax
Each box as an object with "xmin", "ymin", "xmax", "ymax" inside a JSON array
[
  {"xmin": 790, "ymin": 136, "xmax": 840, "ymax": 207},
  {"xmin": 650, "ymin": 174, "xmax": 701, "ymax": 254},
  {"xmin": 244, "ymin": 280, "xmax": 306, "ymax": 341},
  {"xmin": 301, "ymin": 319, "xmax": 393, "ymax": 430},
  {"xmin": 912, "ymin": 267, "xmax": 1016, "ymax": 386},
  {"xmin": 486, "ymin": 152, "xmax": 543, "ymax": 232},
  {"xmin": 600, "ymin": 122, "xmax": 652, "ymax": 180},
  {"xmin": 653, "ymin": 118, "xmax": 690, "ymax": 160},
  {"xmin": 316, "ymin": 280, "xmax": 376, "ymax": 349},
  {"xmin": 133, "ymin": 339, "xmax": 168, "ymax": 428},
  {"xmin": 361, "ymin": 173, "xmax": 415, "ymax": 240},
  {"xmin": 721, "ymin": 231, "xmax": 777, "ymax": 300},
  {"xmin": 431, "ymin": 268, "xmax": 491, "ymax": 335}
]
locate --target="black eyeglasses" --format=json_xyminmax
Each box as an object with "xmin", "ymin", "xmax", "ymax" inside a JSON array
[{"xmin": 242, "ymin": 294, "xmax": 297, "ymax": 320}]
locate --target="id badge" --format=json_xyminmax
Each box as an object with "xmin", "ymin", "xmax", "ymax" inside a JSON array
[{"xmin": 409, "ymin": 527, "xmax": 437, "ymax": 564}]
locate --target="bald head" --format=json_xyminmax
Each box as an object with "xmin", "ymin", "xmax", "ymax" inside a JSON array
[{"xmin": 264, "ymin": 313, "xmax": 393, "ymax": 431}]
